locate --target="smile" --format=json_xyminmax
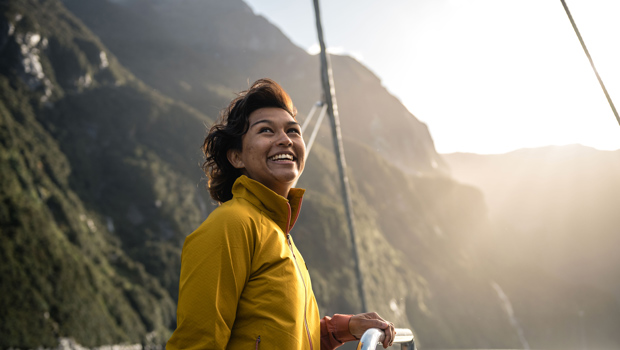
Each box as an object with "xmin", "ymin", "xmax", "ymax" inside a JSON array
[{"xmin": 268, "ymin": 153, "xmax": 295, "ymax": 162}]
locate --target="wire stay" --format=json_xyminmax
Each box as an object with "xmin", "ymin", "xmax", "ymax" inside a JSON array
[{"xmin": 561, "ymin": 0, "xmax": 620, "ymax": 127}]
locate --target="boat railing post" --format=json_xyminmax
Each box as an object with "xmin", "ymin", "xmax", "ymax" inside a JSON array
[{"xmin": 356, "ymin": 328, "xmax": 415, "ymax": 350}]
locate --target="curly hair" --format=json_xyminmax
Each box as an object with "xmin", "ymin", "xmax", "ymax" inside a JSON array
[{"xmin": 202, "ymin": 78, "xmax": 298, "ymax": 203}]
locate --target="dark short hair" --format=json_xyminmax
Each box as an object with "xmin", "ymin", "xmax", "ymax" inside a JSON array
[{"xmin": 202, "ymin": 78, "xmax": 297, "ymax": 203}]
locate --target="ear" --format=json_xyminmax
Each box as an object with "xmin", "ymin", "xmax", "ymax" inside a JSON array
[{"xmin": 227, "ymin": 149, "xmax": 245, "ymax": 169}]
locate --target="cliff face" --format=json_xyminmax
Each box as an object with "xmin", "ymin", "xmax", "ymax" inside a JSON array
[
  {"xmin": 62, "ymin": 0, "xmax": 447, "ymax": 177},
  {"xmin": 0, "ymin": 1, "xmax": 180, "ymax": 347},
  {"xmin": 2, "ymin": 0, "xmax": 619, "ymax": 349}
]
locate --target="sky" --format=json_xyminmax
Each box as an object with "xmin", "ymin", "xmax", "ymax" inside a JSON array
[{"xmin": 243, "ymin": 0, "xmax": 620, "ymax": 154}]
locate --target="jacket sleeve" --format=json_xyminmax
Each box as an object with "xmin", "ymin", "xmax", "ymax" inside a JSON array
[
  {"xmin": 320, "ymin": 314, "xmax": 357, "ymax": 350},
  {"xmin": 167, "ymin": 212, "xmax": 254, "ymax": 350}
]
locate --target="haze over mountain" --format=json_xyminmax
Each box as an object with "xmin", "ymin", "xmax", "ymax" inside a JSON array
[
  {"xmin": 444, "ymin": 144, "xmax": 620, "ymax": 301},
  {"xmin": 1, "ymin": 1, "xmax": 619, "ymax": 349},
  {"xmin": 244, "ymin": 0, "xmax": 620, "ymax": 155}
]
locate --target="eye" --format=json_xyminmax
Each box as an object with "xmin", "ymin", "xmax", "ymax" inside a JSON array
[
  {"xmin": 287, "ymin": 127, "xmax": 301, "ymax": 135},
  {"xmin": 258, "ymin": 127, "xmax": 273, "ymax": 134}
]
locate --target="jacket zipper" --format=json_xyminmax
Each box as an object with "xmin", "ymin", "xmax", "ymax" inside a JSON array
[
  {"xmin": 255, "ymin": 336, "xmax": 261, "ymax": 350},
  {"xmin": 286, "ymin": 202, "xmax": 313, "ymax": 350}
]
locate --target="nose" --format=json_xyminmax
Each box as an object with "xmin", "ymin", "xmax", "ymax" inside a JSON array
[{"xmin": 276, "ymin": 131, "xmax": 293, "ymax": 147}]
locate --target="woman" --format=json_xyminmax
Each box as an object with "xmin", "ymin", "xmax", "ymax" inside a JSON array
[{"xmin": 167, "ymin": 79, "xmax": 395, "ymax": 350}]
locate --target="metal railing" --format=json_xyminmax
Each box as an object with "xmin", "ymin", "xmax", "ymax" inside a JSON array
[{"xmin": 356, "ymin": 328, "xmax": 415, "ymax": 350}]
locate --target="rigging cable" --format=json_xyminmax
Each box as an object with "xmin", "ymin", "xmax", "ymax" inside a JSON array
[
  {"xmin": 292, "ymin": 103, "xmax": 327, "ymax": 188},
  {"xmin": 560, "ymin": 0, "xmax": 620, "ymax": 127},
  {"xmin": 305, "ymin": 103, "xmax": 328, "ymax": 155},
  {"xmin": 301, "ymin": 101, "xmax": 322, "ymax": 134}
]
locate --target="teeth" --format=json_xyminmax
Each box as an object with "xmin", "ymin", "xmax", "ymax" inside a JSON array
[{"xmin": 270, "ymin": 154, "xmax": 294, "ymax": 161}]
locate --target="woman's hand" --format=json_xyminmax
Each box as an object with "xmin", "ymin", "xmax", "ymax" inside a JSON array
[{"xmin": 348, "ymin": 312, "xmax": 395, "ymax": 348}]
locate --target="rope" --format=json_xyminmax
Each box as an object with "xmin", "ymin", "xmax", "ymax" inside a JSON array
[{"xmin": 560, "ymin": 0, "xmax": 620, "ymax": 127}]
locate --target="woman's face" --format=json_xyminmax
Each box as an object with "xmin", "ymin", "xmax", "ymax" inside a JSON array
[{"xmin": 228, "ymin": 107, "xmax": 306, "ymax": 198}]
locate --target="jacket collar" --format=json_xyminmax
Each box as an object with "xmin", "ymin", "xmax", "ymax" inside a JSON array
[{"xmin": 231, "ymin": 175, "xmax": 305, "ymax": 234}]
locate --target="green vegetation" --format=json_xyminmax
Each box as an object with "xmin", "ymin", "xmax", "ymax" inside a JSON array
[
  {"xmin": 0, "ymin": 1, "xmax": 187, "ymax": 346},
  {"xmin": 0, "ymin": 75, "xmax": 174, "ymax": 347}
]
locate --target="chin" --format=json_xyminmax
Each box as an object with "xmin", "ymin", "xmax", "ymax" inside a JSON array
[{"xmin": 276, "ymin": 172, "xmax": 299, "ymax": 184}]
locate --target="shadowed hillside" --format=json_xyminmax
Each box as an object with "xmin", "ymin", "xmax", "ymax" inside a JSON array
[
  {"xmin": 0, "ymin": 1, "xmax": 181, "ymax": 346},
  {"xmin": 62, "ymin": 0, "xmax": 447, "ymax": 177}
]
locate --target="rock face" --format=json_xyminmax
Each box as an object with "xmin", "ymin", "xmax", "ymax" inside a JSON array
[
  {"xmin": 2, "ymin": 1, "xmax": 619, "ymax": 349},
  {"xmin": 62, "ymin": 0, "xmax": 447, "ymax": 177}
]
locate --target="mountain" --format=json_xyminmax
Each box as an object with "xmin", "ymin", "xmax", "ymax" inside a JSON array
[
  {"xmin": 444, "ymin": 144, "xmax": 620, "ymax": 348},
  {"xmin": 2, "ymin": 0, "xmax": 619, "ymax": 349},
  {"xmin": 62, "ymin": 0, "xmax": 448, "ymax": 177},
  {"xmin": 0, "ymin": 1, "xmax": 182, "ymax": 347},
  {"xmin": 444, "ymin": 145, "xmax": 620, "ymax": 296}
]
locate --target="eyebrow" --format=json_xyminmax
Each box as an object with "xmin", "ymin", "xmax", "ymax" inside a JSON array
[{"xmin": 249, "ymin": 119, "xmax": 300, "ymax": 128}]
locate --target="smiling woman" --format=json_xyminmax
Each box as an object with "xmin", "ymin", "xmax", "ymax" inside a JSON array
[
  {"xmin": 227, "ymin": 107, "xmax": 306, "ymax": 198},
  {"xmin": 166, "ymin": 78, "xmax": 395, "ymax": 350},
  {"xmin": 200, "ymin": 79, "xmax": 300, "ymax": 203}
]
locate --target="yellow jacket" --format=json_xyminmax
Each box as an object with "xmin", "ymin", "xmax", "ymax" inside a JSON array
[{"xmin": 167, "ymin": 175, "xmax": 320, "ymax": 350}]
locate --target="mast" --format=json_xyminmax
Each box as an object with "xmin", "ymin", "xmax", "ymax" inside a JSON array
[{"xmin": 312, "ymin": 0, "xmax": 367, "ymax": 312}]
